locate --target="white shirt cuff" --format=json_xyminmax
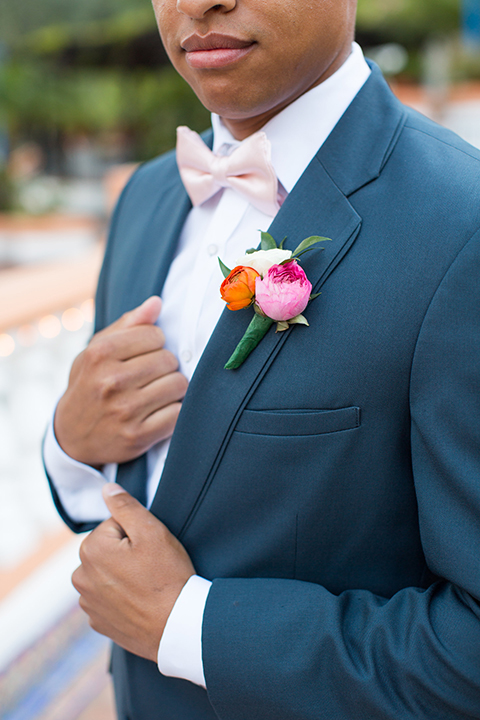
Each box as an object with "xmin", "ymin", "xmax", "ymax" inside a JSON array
[
  {"xmin": 43, "ymin": 416, "xmax": 117, "ymax": 522},
  {"xmin": 158, "ymin": 575, "xmax": 212, "ymax": 688}
]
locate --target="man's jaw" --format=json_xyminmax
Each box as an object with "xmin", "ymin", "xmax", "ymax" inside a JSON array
[{"xmin": 181, "ymin": 33, "xmax": 256, "ymax": 69}]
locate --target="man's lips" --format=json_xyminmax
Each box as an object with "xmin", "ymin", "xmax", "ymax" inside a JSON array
[{"xmin": 181, "ymin": 33, "xmax": 255, "ymax": 69}]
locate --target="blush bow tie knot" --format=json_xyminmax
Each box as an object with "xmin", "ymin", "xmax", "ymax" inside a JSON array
[{"xmin": 176, "ymin": 125, "xmax": 280, "ymax": 216}]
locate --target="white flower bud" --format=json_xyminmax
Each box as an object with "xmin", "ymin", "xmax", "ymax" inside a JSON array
[{"xmin": 234, "ymin": 248, "xmax": 292, "ymax": 277}]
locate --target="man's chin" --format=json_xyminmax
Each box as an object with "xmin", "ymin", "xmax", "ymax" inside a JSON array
[{"xmin": 188, "ymin": 83, "xmax": 276, "ymax": 123}]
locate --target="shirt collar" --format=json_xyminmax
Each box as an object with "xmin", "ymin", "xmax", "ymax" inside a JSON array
[{"xmin": 211, "ymin": 42, "xmax": 371, "ymax": 194}]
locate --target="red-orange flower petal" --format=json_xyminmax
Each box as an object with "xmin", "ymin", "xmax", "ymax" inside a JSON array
[{"xmin": 220, "ymin": 265, "xmax": 260, "ymax": 311}]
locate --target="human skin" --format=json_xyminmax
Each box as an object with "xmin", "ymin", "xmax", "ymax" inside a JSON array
[
  {"xmin": 152, "ymin": 0, "xmax": 357, "ymax": 139},
  {"xmin": 72, "ymin": 483, "xmax": 195, "ymax": 662},
  {"xmin": 55, "ymin": 296, "xmax": 188, "ymax": 466},
  {"xmin": 56, "ymin": 0, "xmax": 358, "ymax": 473},
  {"xmin": 67, "ymin": 0, "xmax": 358, "ymax": 660}
]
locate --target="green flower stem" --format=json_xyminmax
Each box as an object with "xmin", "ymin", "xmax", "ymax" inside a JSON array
[{"xmin": 224, "ymin": 313, "xmax": 274, "ymax": 369}]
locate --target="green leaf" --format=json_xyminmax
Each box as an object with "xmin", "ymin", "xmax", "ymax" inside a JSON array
[
  {"xmin": 292, "ymin": 235, "xmax": 331, "ymax": 257},
  {"xmin": 275, "ymin": 321, "xmax": 290, "ymax": 332},
  {"xmin": 309, "ymin": 292, "xmax": 321, "ymax": 300},
  {"xmin": 245, "ymin": 247, "xmax": 257, "ymax": 254},
  {"xmin": 224, "ymin": 313, "xmax": 274, "ymax": 369},
  {"xmin": 218, "ymin": 257, "xmax": 232, "ymax": 279},
  {"xmin": 278, "ymin": 237, "xmax": 287, "ymax": 250},
  {"xmin": 294, "ymin": 247, "xmax": 325, "ymax": 260},
  {"xmin": 260, "ymin": 231, "xmax": 277, "ymax": 251}
]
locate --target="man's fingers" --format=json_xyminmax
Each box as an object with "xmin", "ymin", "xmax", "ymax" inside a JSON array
[
  {"xmin": 83, "ymin": 345, "xmax": 178, "ymax": 405},
  {"xmin": 91, "ymin": 324, "xmax": 166, "ymax": 364},
  {"xmin": 101, "ymin": 516, "xmax": 128, "ymax": 540},
  {"xmin": 77, "ymin": 518, "xmax": 127, "ymax": 571},
  {"xmin": 99, "ymin": 296, "xmax": 162, "ymax": 339},
  {"xmin": 123, "ymin": 348, "xmax": 180, "ymax": 387},
  {"xmin": 117, "ymin": 296, "xmax": 162, "ymax": 330},
  {"xmin": 138, "ymin": 401, "xmax": 183, "ymax": 447},
  {"xmin": 138, "ymin": 371, "xmax": 188, "ymax": 413},
  {"xmin": 53, "ymin": 293, "xmax": 186, "ymax": 467},
  {"xmin": 102, "ymin": 484, "xmax": 153, "ymax": 540}
]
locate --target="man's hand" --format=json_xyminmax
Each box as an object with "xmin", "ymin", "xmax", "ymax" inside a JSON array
[
  {"xmin": 72, "ymin": 483, "xmax": 195, "ymax": 662},
  {"xmin": 54, "ymin": 296, "xmax": 188, "ymax": 467}
]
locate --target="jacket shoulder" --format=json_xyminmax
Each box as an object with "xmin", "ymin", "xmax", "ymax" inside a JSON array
[
  {"xmin": 401, "ymin": 105, "xmax": 480, "ymax": 165},
  {"xmin": 383, "ymin": 104, "xmax": 480, "ymax": 234}
]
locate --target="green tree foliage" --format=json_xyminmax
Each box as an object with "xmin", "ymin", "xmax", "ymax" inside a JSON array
[
  {"xmin": 357, "ymin": 0, "xmax": 460, "ymax": 45},
  {"xmin": 0, "ymin": 0, "xmax": 210, "ymax": 160},
  {"xmin": 2, "ymin": 0, "xmax": 463, "ymax": 44},
  {"xmin": 0, "ymin": 0, "xmax": 473, "ymax": 174},
  {"xmin": 0, "ymin": 0, "xmax": 156, "ymax": 47},
  {"xmin": 0, "ymin": 60, "xmax": 209, "ymax": 159}
]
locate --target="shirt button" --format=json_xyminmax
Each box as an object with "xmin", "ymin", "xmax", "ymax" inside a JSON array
[
  {"xmin": 181, "ymin": 350, "xmax": 192, "ymax": 363},
  {"xmin": 207, "ymin": 243, "xmax": 219, "ymax": 256}
]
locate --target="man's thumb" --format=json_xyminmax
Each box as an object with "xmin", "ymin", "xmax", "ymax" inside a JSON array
[
  {"xmin": 120, "ymin": 296, "xmax": 162, "ymax": 329},
  {"xmin": 102, "ymin": 483, "xmax": 146, "ymax": 535}
]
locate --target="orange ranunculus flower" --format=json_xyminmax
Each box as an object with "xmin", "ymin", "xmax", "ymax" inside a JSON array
[{"xmin": 220, "ymin": 265, "xmax": 260, "ymax": 311}]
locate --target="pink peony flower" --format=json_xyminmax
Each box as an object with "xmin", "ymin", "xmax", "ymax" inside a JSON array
[{"xmin": 255, "ymin": 261, "xmax": 312, "ymax": 321}]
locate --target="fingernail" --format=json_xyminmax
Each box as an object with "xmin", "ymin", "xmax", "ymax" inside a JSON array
[{"xmin": 103, "ymin": 483, "xmax": 126, "ymax": 497}]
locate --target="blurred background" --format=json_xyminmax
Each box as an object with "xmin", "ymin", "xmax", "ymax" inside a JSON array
[{"xmin": 0, "ymin": 0, "xmax": 479, "ymax": 718}]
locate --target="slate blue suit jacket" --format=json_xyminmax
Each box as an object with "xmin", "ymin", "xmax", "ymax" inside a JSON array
[{"xmin": 50, "ymin": 65, "xmax": 480, "ymax": 719}]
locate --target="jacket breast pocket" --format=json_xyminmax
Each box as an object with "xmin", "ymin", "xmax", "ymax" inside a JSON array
[
  {"xmin": 234, "ymin": 406, "xmax": 360, "ymax": 436},
  {"xmin": 185, "ymin": 406, "xmax": 361, "ymax": 580}
]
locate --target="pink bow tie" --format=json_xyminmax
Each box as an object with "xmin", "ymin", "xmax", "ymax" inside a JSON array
[{"xmin": 176, "ymin": 126, "xmax": 280, "ymax": 216}]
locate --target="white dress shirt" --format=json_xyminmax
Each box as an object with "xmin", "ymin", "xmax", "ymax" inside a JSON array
[{"xmin": 43, "ymin": 42, "xmax": 371, "ymax": 688}]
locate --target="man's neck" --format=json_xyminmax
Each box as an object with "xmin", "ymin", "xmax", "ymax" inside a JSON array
[
  {"xmin": 220, "ymin": 41, "xmax": 354, "ymax": 140},
  {"xmin": 211, "ymin": 42, "xmax": 371, "ymax": 194}
]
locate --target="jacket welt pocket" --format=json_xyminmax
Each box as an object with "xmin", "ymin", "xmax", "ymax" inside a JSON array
[{"xmin": 235, "ymin": 406, "xmax": 360, "ymax": 437}]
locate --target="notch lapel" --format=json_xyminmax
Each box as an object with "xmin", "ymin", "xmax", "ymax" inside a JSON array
[
  {"xmin": 150, "ymin": 158, "xmax": 361, "ymax": 536},
  {"xmin": 150, "ymin": 67, "xmax": 408, "ymax": 536}
]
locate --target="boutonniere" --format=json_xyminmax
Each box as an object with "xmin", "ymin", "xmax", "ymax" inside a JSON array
[{"xmin": 219, "ymin": 232, "xmax": 330, "ymax": 369}]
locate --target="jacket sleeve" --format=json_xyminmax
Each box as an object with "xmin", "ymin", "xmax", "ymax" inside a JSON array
[{"xmin": 201, "ymin": 228, "xmax": 480, "ymax": 720}]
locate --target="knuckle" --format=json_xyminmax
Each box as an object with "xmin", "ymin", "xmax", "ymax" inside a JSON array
[
  {"xmin": 169, "ymin": 402, "xmax": 183, "ymax": 421},
  {"xmin": 112, "ymin": 394, "xmax": 135, "ymax": 424},
  {"xmin": 86, "ymin": 336, "xmax": 112, "ymax": 364},
  {"xmin": 155, "ymin": 326, "xmax": 166, "ymax": 347},
  {"xmin": 78, "ymin": 596, "xmax": 88, "ymax": 612},
  {"xmin": 160, "ymin": 402, "xmax": 182, "ymax": 432},
  {"xmin": 72, "ymin": 565, "xmax": 84, "ymax": 591},
  {"xmin": 88, "ymin": 616, "xmax": 98, "ymax": 632},
  {"xmin": 163, "ymin": 372, "xmax": 188, "ymax": 401},
  {"xmin": 160, "ymin": 349, "xmax": 179, "ymax": 374},
  {"xmin": 120, "ymin": 425, "xmax": 149, "ymax": 457},
  {"xmin": 70, "ymin": 349, "xmax": 85, "ymax": 374},
  {"xmin": 121, "ymin": 422, "xmax": 142, "ymax": 450},
  {"xmin": 145, "ymin": 324, "xmax": 165, "ymax": 346},
  {"xmin": 78, "ymin": 540, "xmax": 91, "ymax": 565},
  {"xmin": 98, "ymin": 371, "xmax": 124, "ymax": 400},
  {"xmin": 71, "ymin": 568, "xmax": 79, "ymax": 589},
  {"xmin": 173, "ymin": 372, "xmax": 189, "ymax": 397},
  {"xmin": 134, "ymin": 324, "xmax": 164, "ymax": 351}
]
